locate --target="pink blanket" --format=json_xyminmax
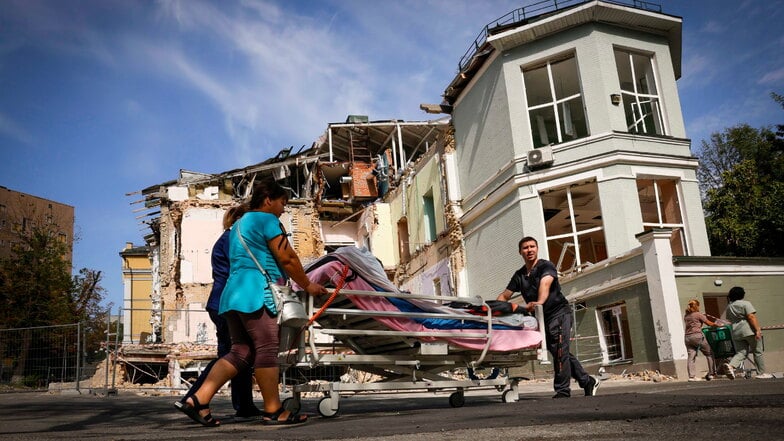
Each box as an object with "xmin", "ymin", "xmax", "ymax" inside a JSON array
[{"xmin": 305, "ymin": 259, "xmax": 542, "ymax": 352}]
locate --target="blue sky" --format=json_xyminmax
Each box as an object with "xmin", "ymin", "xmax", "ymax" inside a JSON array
[{"xmin": 1, "ymin": 0, "xmax": 782, "ymax": 311}]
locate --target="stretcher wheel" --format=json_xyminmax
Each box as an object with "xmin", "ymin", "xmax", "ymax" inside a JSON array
[
  {"xmin": 449, "ymin": 391, "xmax": 465, "ymax": 408},
  {"xmin": 502, "ymin": 389, "xmax": 518, "ymax": 403},
  {"xmin": 318, "ymin": 396, "xmax": 339, "ymax": 418},
  {"xmin": 282, "ymin": 397, "xmax": 300, "ymax": 414}
]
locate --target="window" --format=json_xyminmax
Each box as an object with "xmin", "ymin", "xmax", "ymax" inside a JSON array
[
  {"xmin": 523, "ymin": 53, "xmax": 588, "ymax": 148},
  {"xmin": 598, "ymin": 303, "xmax": 633, "ymax": 363},
  {"xmin": 614, "ymin": 48, "xmax": 665, "ymax": 135},
  {"xmin": 397, "ymin": 218, "xmax": 410, "ymax": 261},
  {"xmin": 433, "ymin": 277, "xmax": 442, "ymax": 298},
  {"xmin": 637, "ymin": 178, "xmax": 687, "ymax": 255},
  {"xmin": 541, "ymin": 181, "xmax": 607, "ymax": 274},
  {"xmin": 422, "ymin": 191, "xmax": 437, "ymax": 243}
]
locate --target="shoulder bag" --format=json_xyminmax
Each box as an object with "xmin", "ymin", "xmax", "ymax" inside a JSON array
[{"xmin": 235, "ymin": 223, "xmax": 309, "ymax": 328}]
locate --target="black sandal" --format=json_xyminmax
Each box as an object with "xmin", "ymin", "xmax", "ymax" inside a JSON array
[
  {"xmin": 262, "ymin": 406, "xmax": 308, "ymax": 426},
  {"xmin": 175, "ymin": 395, "xmax": 220, "ymax": 427}
]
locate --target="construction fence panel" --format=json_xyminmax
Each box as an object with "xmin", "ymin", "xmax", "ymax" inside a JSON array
[{"xmin": 0, "ymin": 323, "xmax": 90, "ymax": 391}]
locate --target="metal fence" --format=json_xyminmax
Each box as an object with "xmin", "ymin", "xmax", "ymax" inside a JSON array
[{"xmin": 0, "ymin": 323, "xmax": 87, "ymax": 391}]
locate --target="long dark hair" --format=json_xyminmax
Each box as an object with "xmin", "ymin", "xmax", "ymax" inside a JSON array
[{"xmin": 249, "ymin": 178, "xmax": 288, "ymax": 210}]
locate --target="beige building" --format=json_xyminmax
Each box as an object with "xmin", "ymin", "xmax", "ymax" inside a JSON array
[
  {"xmin": 0, "ymin": 186, "xmax": 74, "ymax": 262},
  {"xmin": 119, "ymin": 242, "xmax": 154, "ymax": 344}
]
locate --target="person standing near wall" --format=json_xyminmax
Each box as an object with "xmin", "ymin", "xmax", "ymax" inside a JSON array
[
  {"xmin": 496, "ymin": 236, "xmax": 600, "ymax": 398},
  {"xmin": 683, "ymin": 299, "xmax": 718, "ymax": 381},
  {"xmin": 723, "ymin": 286, "xmax": 773, "ymax": 379}
]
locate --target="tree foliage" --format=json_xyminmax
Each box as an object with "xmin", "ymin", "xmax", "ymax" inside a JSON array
[
  {"xmin": 697, "ymin": 93, "xmax": 784, "ymax": 256},
  {"xmin": 0, "ymin": 222, "xmax": 108, "ymax": 330}
]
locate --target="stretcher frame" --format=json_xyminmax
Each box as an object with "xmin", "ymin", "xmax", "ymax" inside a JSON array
[{"xmin": 278, "ymin": 288, "xmax": 549, "ymax": 417}]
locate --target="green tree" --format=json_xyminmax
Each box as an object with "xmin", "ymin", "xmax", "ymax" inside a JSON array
[
  {"xmin": 0, "ymin": 224, "xmax": 74, "ymax": 328},
  {"xmin": 70, "ymin": 268, "xmax": 109, "ymax": 363},
  {"xmin": 697, "ymin": 93, "xmax": 784, "ymax": 256},
  {"xmin": 0, "ymin": 220, "xmax": 109, "ymax": 380}
]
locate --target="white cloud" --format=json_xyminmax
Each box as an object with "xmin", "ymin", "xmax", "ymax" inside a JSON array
[
  {"xmin": 758, "ymin": 67, "xmax": 784, "ymax": 85},
  {"xmin": 679, "ymin": 53, "xmax": 716, "ymax": 89},
  {"xmin": 699, "ymin": 20, "xmax": 725, "ymax": 34},
  {"xmin": 0, "ymin": 113, "xmax": 34, "ymax": 145},
  {"xmin": 125, "ymin": 0, "xmax": 387, "ymax": 163}
]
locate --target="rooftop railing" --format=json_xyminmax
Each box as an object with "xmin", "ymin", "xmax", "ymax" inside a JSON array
[{"xmin": 457, "ymin": 0, "xmax": 662, "ymax": 72}]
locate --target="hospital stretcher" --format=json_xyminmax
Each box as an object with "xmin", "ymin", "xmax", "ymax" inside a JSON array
[{"xmin": 277, "ymin": 247, "xmax": 549, "ymax": 417}]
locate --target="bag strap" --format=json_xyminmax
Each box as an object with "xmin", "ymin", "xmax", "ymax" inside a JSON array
[{"xmin": 235, "ymin": 222, "xmax": 275, "ymax": 285}]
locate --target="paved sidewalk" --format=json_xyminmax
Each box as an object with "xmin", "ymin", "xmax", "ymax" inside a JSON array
[{"xmin": 2, "ymin": 376, "xmax": 783, "ymax": 440}]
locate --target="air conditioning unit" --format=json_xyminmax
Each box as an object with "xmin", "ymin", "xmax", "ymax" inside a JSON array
[{"xmin": 527, "ymin": 145, "xmax": 554, "ymax": 168}]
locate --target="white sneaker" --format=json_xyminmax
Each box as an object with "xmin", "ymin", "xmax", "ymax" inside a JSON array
[
  {"xmin": 584, "ymin": 375, "xmax": 601, "ymax": 396},
  {"xmin": 723, "ymin": 363, "xmax": 735, "ymax": 380},
  {"xmin": 755, "ymin": 373, "xmax": 773, "ymax": 379},
  {"xmin": 688, "ymin": 377, "xmax": 702, "ymax": 382}
]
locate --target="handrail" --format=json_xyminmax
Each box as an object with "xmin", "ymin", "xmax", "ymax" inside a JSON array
[{"xmin": 457, "ymin": 0, "xmax": 662, "ymax": 72}]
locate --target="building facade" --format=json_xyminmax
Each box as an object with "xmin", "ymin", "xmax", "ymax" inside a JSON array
[
  {"xmin": 0, "ymin": 185, "xmax": 74, "ymax": 262},
  {"xmin": 441, "ymin": 0, "xmax": 782, "ymax": 377},
  {"xmin": 119, "ymin": 242, "xmax": 154, "ymax": 344}
]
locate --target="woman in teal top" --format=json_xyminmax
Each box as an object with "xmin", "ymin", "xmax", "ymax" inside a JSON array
[
  {"xmin": 219, "ymin": 210, "xmax": 286, "ymax": 316},
  {"xmin": 176, "ymin": 179, "xmax": 328, "ymax": 427}
]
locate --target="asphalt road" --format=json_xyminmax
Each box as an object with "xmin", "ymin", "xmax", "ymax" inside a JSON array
[{"xmin": 1, "ymin": 377, "xmax": 782, "ymax": 440}]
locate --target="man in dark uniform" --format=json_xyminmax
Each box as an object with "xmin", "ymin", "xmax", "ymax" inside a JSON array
[{"xmin": 497, "ymin": 236, "xmax": 600, "ymax": 398}]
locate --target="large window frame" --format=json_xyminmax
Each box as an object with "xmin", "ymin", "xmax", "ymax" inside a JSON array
[
  {"xmin": 523, "ymin": 52, "xmax": 589, "ymax": 148},
  {"xmin": 637, "ymin": 178, "xmax": 688, "ymax": 256},
  {"xmin": 614, "ymin": 48, "xmax": 666, "ymax": 136},
  {"xmin": 541, "ymin": 180, "xmax": 607, "ymax": 274}
]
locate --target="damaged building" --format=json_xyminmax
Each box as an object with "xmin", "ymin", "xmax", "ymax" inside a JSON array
[
  {"xmin": 123, "ymin": 116, "xmax": 460, "ymax": 383},
  {"xmin": 123, "ymin": 0, "xmax": 783, "ymax": 387}
]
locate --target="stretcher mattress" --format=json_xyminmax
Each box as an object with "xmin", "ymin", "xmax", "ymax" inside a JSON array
[{"xmin": 303, "ymin": 247, "xmax": 542, "ymax": 352}]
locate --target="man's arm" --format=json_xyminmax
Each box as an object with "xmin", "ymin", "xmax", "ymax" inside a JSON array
[
  {"xmin": 526, "ymin": 274, "xmax": 553, "ymax": 313},
  {"xmin": 496, "ymin": 289, "xmax": 514, "ymax": 302}
]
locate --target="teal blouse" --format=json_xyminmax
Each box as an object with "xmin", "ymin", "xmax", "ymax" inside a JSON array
[{"xmin": 219, "ymin": 211, "xmax": 286, "ymax": 315}]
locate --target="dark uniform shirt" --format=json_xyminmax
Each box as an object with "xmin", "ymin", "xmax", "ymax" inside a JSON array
[{"xmin": 505, "ymin": 259, "xmax": 569, "ymax": 321}]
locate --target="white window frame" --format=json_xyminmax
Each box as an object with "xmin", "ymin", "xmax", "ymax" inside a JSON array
[
  {"xmin": 637, "ymin": 178, "xmax": 688, "ymax": 256},
  {"xmin": 523, "ymin": 53, "xmax": 588, "ymax": 148},
  {"xmin": 596, "ymin": 303, "xmax": 632, "ymax": 363},
  {"xmin": 615, "ymin": 48, "xmax": 668, "ymax": 136},
  {"xmin": 541, "ymin": 181, "xmax": 605, "ymax": 274}
]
